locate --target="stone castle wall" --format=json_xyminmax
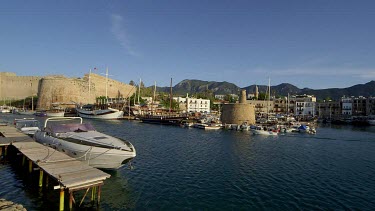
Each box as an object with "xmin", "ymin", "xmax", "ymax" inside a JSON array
[
  {"xmin": 221, "ymin": 104, "xmax": 256, "ymax": 125},
  {"xmin": 0, "ymin": 72, "xmax": 41, "ymax": 100},
  {"xmin": 0, "ymin": 72, "xmax": 136, "ymax": 109}
]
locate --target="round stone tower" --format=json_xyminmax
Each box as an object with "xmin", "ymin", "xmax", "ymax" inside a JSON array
[{"xmin": 220, "ymin": 90, "xmax": 256, "ymax": 125}]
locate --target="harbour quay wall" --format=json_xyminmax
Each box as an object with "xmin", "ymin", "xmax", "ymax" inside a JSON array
[{"xmin": 221, "ymin": 103, "xmax": 256, "ymax": 125}]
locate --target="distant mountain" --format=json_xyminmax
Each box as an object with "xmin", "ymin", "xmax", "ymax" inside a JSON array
[
  {"xmin": 242, "ymin": 83, "xmax": 301, "ymax": 97},
  {"xmin": 299, "ymin": 81, "xmax": 375, "ymax": 100},
  {"xmin": 155, "ymin": 79, "xmax": 241, "ymax": 95},
  {"xmin": 152, "ymin": 79, "xmax": 375, "ymax": 100}
]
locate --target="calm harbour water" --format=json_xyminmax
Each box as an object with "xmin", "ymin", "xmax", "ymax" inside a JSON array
[{"xmin": 1, "ymin": 114, "xmax": 375, "ymax": 210}]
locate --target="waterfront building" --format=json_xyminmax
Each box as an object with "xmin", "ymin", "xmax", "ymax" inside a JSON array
[
  {"xmin": 214, "ymin": 95, "xmax": 226, "ymax": 100},
  {"xmin": 274, "ymin": 97, "xmax": 287, "ymax": 114},
  {"xmin": 247, "ymin": 93, "xmax": 255, "ymax": 99},
  {"xmin": 352, "ymin": 96, "xmax": 367, "ymax": 116},
  {"xmin": 289, "ymin": 94, "xmax": 316, "ymax": 117},
  {"xmin": 141, "ymin": 97, "xmax": 153, "ymax": 104},
  {"xmin": 246, "ymin": 99, "xmax": 274, "ymax": 115},
  {"xmin": 341, "ymin": 97, "xmax": 353, "ymax": 117},
  {"xmin": 317, "ymin": 101, "xmax": 341, "ymax": 120},
  {"xmin": 174, "ymin": 97, "xmax": 210, "ymax": 113},
  {"xmin": 366, "ymin": 97, "xmax": 375, "ymax": 116}
]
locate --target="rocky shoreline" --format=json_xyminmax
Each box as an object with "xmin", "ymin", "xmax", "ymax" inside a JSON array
[{"xmin": 0, "ymin": 199, "xmax": 26, "ymax": 211}]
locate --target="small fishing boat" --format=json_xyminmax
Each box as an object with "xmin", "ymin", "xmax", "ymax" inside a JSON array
[
  {"xmin": 46, "ymin": 105, "xmax": 65, "ymax": 117},
  {"xmin": 34, "ymin": 111, "xmax": 47, "ymax": 117},
  {"xmin": 193, "ymin": 123, "xmax": 222, "ymax": 130},
  {"xmin": 252, "ymin": 126, "xmax": 278, "ymax": 136},
  {"xmin": 34, "ymin": 117, "xmax": 136, "ymax": 169}
]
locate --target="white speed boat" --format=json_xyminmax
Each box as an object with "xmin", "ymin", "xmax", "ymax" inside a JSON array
[
  {"xmin": 34, "ymin": 117, "xmax": 136, "ymax": 169},
  {"xmin": 76, "ymin": 104, "xmax": 124, "ymax": 119}
]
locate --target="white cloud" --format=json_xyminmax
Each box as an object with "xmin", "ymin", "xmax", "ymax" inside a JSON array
[{"xmin": 110, "ymin": 14, "xmax": 137, "ymax": 56}]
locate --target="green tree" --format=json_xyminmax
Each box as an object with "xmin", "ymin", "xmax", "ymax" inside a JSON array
[
  {"xmin": 160, "ymin": 97, "xmax": 179, "ymax": 110},
  {"xmin": 224, "ymin": 94, "xmax": 238, "ymax": 103},
  {"xmin": 258, "ymin": 92, "xmax": 267, "ymax": 100}
]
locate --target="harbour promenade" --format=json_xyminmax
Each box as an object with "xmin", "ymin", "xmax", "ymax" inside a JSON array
[{"xmin": 0, "ymin": 125, "xmax": 110, "ymax": 210}]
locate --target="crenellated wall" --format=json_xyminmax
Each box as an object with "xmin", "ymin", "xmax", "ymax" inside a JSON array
[{"xmin": 0, "ymin": 72, "xmax": 136, "ymax": 109}]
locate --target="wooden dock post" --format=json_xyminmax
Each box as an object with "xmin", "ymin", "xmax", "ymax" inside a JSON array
[
  {"xmin": 39, "ymin": 170, "xmax": 43, "ymax": 187},
  {"xmin": 22, "ymin": 155, "xmax": 25, "ymax": 166},
  {"xmin": 28, "ymin": 160, "xmax": 32, "ymax": 173},
  {"xmin": 4, "ymin": 146, "xmax": 7, "ymax": 157},
  {"xmin": 69, "ymin": 191, "xmax": 74, "ymax": 210},
  {"xmin": 60, "ymin": 188, "xmax": 65, "ymax": 211},
  {"xmin": 45, "ymin": 175, "xmax": 49, "ymax": 188},
  {"xmin": 91, "ymin": 186, "xmax": 96, "ymax": 202},
  {"xmin": 97, "ymin": 185, "xmax": 102, "ymax": 206}
]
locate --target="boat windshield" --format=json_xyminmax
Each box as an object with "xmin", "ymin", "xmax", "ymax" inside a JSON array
[
  {"xmin": 46, "ymin": 123, "xmax": 95, "ymax": 133},
  {"xmin": 15, "ymin": 120, "xmax": 39, "ymax": 129}
]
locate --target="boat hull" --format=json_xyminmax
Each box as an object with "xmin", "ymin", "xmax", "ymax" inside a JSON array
[
  {"xmin": 252, "ymin": 130, "xmax": 278, "ymax": 136},
  {"xmin": 140, "ymin": 116, "xmax": 186, "ymax": 125},
  {"xmin": 46, "ymin": 112, "xmax": 65, "ymax": 117},
  {"xmin": 76, "ymin": 108, "xmax": 124, "ymax": 119},
  {"xmin": 17, "ymin": 111, "xmax": 35, "ymax": 115}
]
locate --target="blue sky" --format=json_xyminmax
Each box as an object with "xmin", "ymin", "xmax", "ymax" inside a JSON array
[{"xmin": 1, "ymin": 0, "xmax": 374, "ymax": 89}]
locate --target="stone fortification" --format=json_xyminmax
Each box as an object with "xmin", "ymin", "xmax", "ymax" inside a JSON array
[
  {"xmin": 221, "ymin": 104, "xmax": 256, "ymax": 125},
  {"xmin": 0, "ymin": 72, "xmax": 41, "ymax": 100},
  {"xmin": 0, "ymin": 72, "xmax": 135, "ymax": 109},
  {"xmin": 221, "ymin": 90, "xmax": 256, "ymax": 125},
  {"xmin": 37, "ymin": 73, "xmax": 136, "ymax": 109}
]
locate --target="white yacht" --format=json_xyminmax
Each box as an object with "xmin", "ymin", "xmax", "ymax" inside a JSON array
[
  {"xmin": 76, "ymin": 104, "xmax": 124, "ymax": 119},
  {"xmin": 34, "ymin": 117, "xmax": 136, "ymax": 169}
]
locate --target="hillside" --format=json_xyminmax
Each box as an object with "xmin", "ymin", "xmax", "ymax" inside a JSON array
[{"xmin": 152, "ymin": 80, "xmax": 375, "ymax": 100}]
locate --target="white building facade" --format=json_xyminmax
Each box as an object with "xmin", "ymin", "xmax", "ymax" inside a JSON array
[
  {"xmin": 174, "ymin": 97, "xmax": 211, "ymax": 113},
  {"xmin": 290, "ymin": 95, "xmax": 316, "ymax": 117},
  {"xmin": 341, "ymin": 97, "xmax": 353, "ymax": 116}
]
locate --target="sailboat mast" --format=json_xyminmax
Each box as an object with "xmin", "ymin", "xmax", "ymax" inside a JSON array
[
  {"xmin": 169, "ymin": 78, "xmax": 173, "ymax": 113},
  {"xmin": 31, "ymin": 83, "xmax": 34, "ymax": 111},
  {"xmin": 138, "ymin": 78, "xmax": 141, "ymax": 105},
  {"xmin": 153, "ymin": 81, "xmax": 156, "ymax": 114},
  {"xmin": 287, "ymin": 93, "xmax": 289, "ymax": 116},
  {"xmin": 89, "ymin": 69, "xmax": 91, "ymax": 102},
  {"xmin": 267, "ymin": 78, "xmax": 270, "ymax": 116},
  {"xmin": 105, "ymin": 67, "xmax": 108, "ymax": 103}
]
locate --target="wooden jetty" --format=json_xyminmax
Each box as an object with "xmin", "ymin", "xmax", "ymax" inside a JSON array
[{"xmin": 0, "ymin": 125, "xmax": 111, "ymax": 210}]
